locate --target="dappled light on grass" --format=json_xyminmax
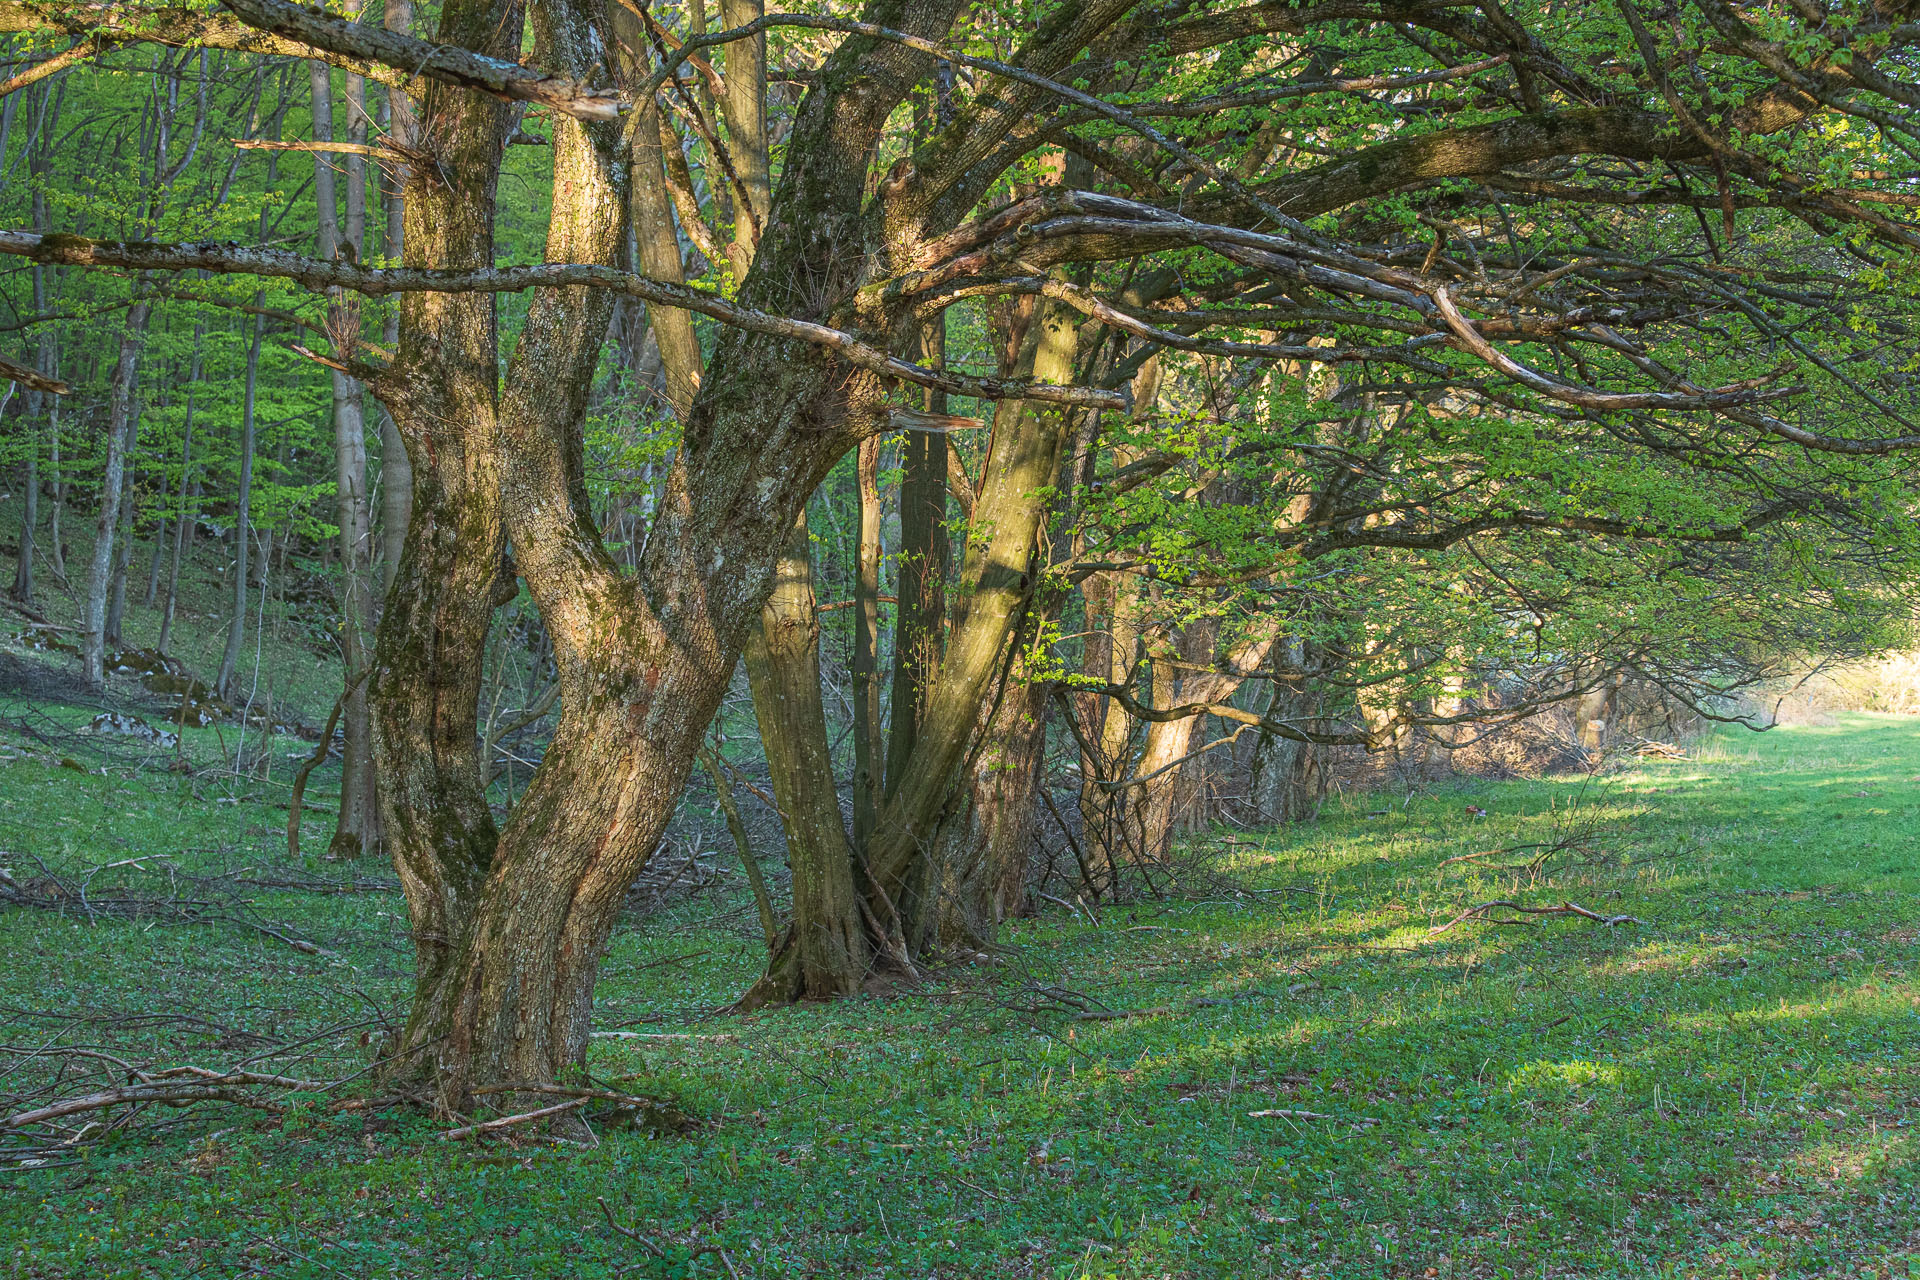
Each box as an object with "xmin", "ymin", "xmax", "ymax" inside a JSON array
[{"xmin": 3, "ymin": 713, "xmax": 1918, "ymax": 1276}]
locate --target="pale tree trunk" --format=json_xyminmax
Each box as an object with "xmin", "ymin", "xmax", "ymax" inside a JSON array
[
  {"xmin": 375, "ymin": 0, "xmax": 414, "ymax": 594},
  {"xmin": 9, "ymin": 258, "xmax": 51, "ymax": 603},
  {"xmin": 1125, "ymin": 623, "xmax": 1281, "ymax": 864},
  {"xmin": 156, "ymin": 325, "xmax": 203, "ymax": 656},
  {"xmin": 850, "ymin": 435, "xmax": 884, "ymax": 847},
  {"xmin": 717, "ymin": 0, "xmax": 768, "ymax": 278},
  {"xmin": 10, "ymin": 385, "xmax": 36, "ymax": 603},
  {"xmin": 1078, "ymin": 572, "xmax": 1142, "ymax": 887},
  {"xmin": 27, "ymin": 96, "xmax": 65, "ymax": 589},
  {"xmin": 311, "ymin": 58, "xmax": 381, "ymax": 859},
  {"xmin": 84, "ymin": 300, "xmax": 152, "ymax": 688},
  {"xmin": 45, "ymin": 398, "xmax": 64, "ymax": 585},
  {"xmin": 216, "ymin": 307, "xmax": 264, "ymax": 701},
  {"xmin": 1576, "ymin": 669, "xmax": 1623, "ymax": 751},
  {"xmin": 103, "ymin": 372, "xmax": 140, "ymax": 648},
  {"xmin": 141, "ymin": 451, "xmax": 167, "ymax": 607}
]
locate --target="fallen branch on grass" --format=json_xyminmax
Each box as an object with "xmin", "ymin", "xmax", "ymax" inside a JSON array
[
  {"xmin": 1072, "ymin": 1005, "xmax": 1174, "ymax": 1022},
  {"xmin": 1428, "ymin": 900, "xmax": 1647, "ymax": 935},
  {"xmin": 439, "ymin": 1096, "xmax": 591, "ymax": 1141},
  {"xmin": 1248, "ymin": 1107, "xmax": 1382, "ymax": 1126},
  {"xmin": 2, "ymin": 1067, "xmax": 327, "ymax": 1130}
]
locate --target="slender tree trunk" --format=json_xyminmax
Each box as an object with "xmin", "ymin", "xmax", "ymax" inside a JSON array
[
  {"xmin": 10, "ymin": 384, "xmax": 36, "ymax": 603},
  {"xmin": 850, "ymin": 435, "xmax": 884, "ymax": 846},
  {"xmin": 84, "ymin": 300, "xmax": 152, "ymax": 688},
  {"xmin": 376, "ymin": 0, "xmax": 414, "ymax": 593},
  {"xmin": 157, "ymin": 326, "xmax": 203, "ymax": 656},
  {"xmin": 312, "ymin": 57, "xmax": 381, "ymax": 859},
  {"xmin": 104, "ymin": 376, "xmax": 141, "ymax": 648},
  {"xmin": 11, "ymin": 236, "xmax": 53, "ymax": 602},
  {"xmin": 216, "ymin": 308, "xmax": 264, "ymax": 701},
  {"xmin": 717, "ymin": 0, "xmax": 768, "ymax": 277},
  {"xmin": 45, "ymin": 398, "xmax": 63, "ymax": 585},
  {"xmin": 142, "ymin": 434, "xmax": 169, "ymax": 608},
  {"xmin": 884, "ymin": 320, "xmax": 951, "ymax": 793}
]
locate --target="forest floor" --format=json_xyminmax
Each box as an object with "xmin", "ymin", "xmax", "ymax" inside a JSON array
[{"xmin": 1, "ymin": 697, "xmax": 1916, "ymax": 1279}]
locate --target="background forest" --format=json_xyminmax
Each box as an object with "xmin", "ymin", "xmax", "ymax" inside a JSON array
[{"xmin": 2, "ymin": 0, "xmax": 1920, "ymax": 1274}]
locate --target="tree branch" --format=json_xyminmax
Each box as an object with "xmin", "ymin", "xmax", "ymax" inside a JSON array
[{"xmin": 0, "ymin": 230, "xmax": 1125, "ymax": 409}]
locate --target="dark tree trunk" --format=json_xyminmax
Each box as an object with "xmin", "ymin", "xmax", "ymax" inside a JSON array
[{"xmin": 739, "ymin": 513, "xmax": 869, "ymax": 1006}]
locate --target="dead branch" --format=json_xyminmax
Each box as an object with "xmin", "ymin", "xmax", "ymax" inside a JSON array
[
  {"xmin": 439, "ymin": 1096, "xmax": 590, "ymax": 1141},
  {"xmin": 3, "ymin": 1068, "xmax": 326, "ymax": 1129},
  {"xmin": 1072, "ymin": 1005, "xmax": 1174, "ymax": 1022},
  {"xmin": 1248, "ymin": 1107, "xmax": 1382, "ymax": 1126},
  {"xmin": 1428, "ymin": 899, "xmax": 1647, "ymax": 935}
]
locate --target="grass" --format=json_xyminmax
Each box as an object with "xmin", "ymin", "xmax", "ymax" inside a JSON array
[{"xmin": 1, "ymin": 708, "xmax": 1917, "ymax": 1278}]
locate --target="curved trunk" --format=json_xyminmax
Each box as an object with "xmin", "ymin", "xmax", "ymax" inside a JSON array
[
  {"xmin": 867, "ymin": 290, "xmax": 1080, "ymax": 951},
  {"xmin": 380, "ymin": 0, "xmax": 957, "ymax": 1099},
  {"xmin": 367, "ymin": 0, "xmax": 517, "ymax": 1093}
]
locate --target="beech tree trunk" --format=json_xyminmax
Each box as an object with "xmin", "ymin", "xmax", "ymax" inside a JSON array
[
  {"xmin": 216, "ymin": 307, "xmax": 264, "ymax": 701},
  {"xmin": 311, "ymin": 58, "xmax": 381, "ymax": 860},
  {"xmin": 156, "ymin": 327, "xmax": 202, "ymax": 656},
  {"xmin": 83, "ymin": 300, "xmax": 151, "ymax": 688}
]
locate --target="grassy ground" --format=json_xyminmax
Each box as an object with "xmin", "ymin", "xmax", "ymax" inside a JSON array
[{"xmin": 1, "ymin": 710, "xmax": 1917, "ymax": 1279}]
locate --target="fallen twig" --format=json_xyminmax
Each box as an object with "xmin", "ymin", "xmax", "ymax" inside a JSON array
[
  {"xmin": 1428, "ymin": 899, "xmax": 1647, "ymax": 935},
  {"xmin": 1072, "ymin": 1005, "xmax": 1174, "ymax": 1022},
  {"xmin": 1248, "ymin": 1107, "xmax": 1381, "ymax": 1126},
  {"xmin": 439, "ymin": 1096, "xmax": 589, "ymax": 1141},
  {"xmin": 3, "ymin": 1068, "xmax": 327, "ymax": 1129}
]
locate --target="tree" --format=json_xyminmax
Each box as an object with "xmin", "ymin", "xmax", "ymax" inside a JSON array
[{"xmin": 6, "ymin": 0, "xmax": 1920, "ymax": 1112}]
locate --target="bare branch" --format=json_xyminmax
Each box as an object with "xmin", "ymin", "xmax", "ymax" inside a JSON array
[{"xmin": 0, "ymin": 230, "xmax": 1126, "ymax": 409}]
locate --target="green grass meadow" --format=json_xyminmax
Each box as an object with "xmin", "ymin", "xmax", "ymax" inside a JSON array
[{"xmin": 2, "ymin": 710, "xmax": 1917, "ymax": 1278}]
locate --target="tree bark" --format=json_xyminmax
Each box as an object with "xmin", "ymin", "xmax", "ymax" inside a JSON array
[
  {"xmin": 867, "ymin": 288, "xmax": 1080, "ymax": 952},
  {"xmin": 311, "ymin": 56, "xmax": 380, "ymax": 859},
  {"xmin": 883, "ymin": 319, "xmax": 951, "ymax": 793},
  {"xmin": 850, "ymin": 435, "xmax": 884, "ymax": 847},
  {"xmin": 375, "ymin": 0, "xmax": 413, "ymax": 594},
  {"xmin": 83, "ymin": 299, "xmax": 151, "ymax": 688},
  {"xmin": 365, "ymin": 0, "xmax": 517, "ymax": 1100},
  {"xmin": 9, "ymin": 260, "xmax": 50, "ymax": 603},
  {"xmin": 156, "ymin": 324, "xmax": 203, "ymax": 656},
  {"xmin": 216, "ymin": 306, "xmax": 265, "ymax": 702},
  {"xmin": 740, "ymin": 513, "xmax": 869, "ymax": 1005}
]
